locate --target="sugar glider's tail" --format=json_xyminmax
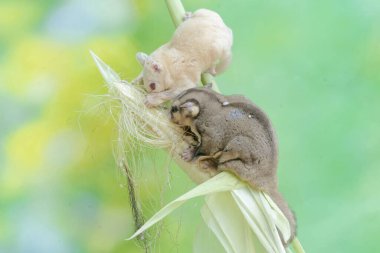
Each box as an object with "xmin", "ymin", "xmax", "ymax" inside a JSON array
[{"xmin": 269, "ymin": 189, "xmax": 297, "ymax": 246}]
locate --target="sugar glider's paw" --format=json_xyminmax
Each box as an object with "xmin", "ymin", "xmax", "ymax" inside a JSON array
[
  {"xmin": 131, "ymin": 74, "xmax": 143, "ymax": 86},
  {"xmin": 144, "ymin": 98, "xmax": 155, "ymax": 108},
  {"xmin": 183, "ymin": 11, "xmax": 193, "ymax": 21},
  {"xmin": 144, "ymin": 94, "xmax": 164, "ymax": 107},
  {"xmin": 181, "ymin": 146, "xmax": 196, "ymax": 162}
]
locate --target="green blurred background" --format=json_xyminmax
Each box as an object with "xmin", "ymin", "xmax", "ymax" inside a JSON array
[{"xmin": 1, "ymin": 0, "xmax": 379, "ymax": 252}]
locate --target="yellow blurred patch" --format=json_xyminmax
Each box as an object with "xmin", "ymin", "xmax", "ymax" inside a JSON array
[
  {"xmin": 1, "ymin": 37, "xmax": 71, "ymax": 95},
  {"xmin": 2, "ymin": 120, "xmax": 57, "ymax": 194},
  {"xmin": 1, "ymin": 35, "xmax": 141, "ymax": 196},
  {"xmin": 6, "ymin": 120, "xmax": 57, "ymax": 171},
  {"xmin": 0, "ymin": 2, "xmax": 42, "ymax": 39},
  {"xmin": 87, "ymin": 36, "xmax": 140, "ymax": 80},
  {"xmin": 131, "ymin": 0, "xmax": 150, "ymax": 18}
]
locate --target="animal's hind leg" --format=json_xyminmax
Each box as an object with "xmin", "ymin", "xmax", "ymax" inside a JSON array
[
  {"xmin": 197, "ymin": 151, "xmax": 223, "ymax": 170},
  {"xmin": 206, "ymin": 66, "xmax": 217, "ymax": 76},
  {"xmin": 217, "ymin": 136, "xmax": 252, "ymax": 165},
  {"xmin": 216, "ymin": 136, "xmax": 268, "ymax": 190},
  {"xmin": 218, "ymin": 159, "xmax": 255, "ymax": 186},
  {"xmin": 215, "ymin": 50, "xmax": 232, "ymax": 75},
  {"xmin": 217, "ymin": 136, "xmax": 251, "ymax": 175}
]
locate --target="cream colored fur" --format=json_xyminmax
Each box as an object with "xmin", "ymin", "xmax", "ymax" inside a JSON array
[{"xmin": 135, "ymin": 9, "xmax": 233, "ymax": 106}]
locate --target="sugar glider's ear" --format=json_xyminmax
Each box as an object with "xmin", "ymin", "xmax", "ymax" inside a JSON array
[
  {"xmin": 180, "ymin": 100, "xmax": 200, "ymax": 118},
  {"xmin": 136, "ymin": 52, "xmax": 148, "ymax": 66}
]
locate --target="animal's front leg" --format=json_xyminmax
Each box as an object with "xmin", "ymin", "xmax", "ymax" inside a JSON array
[
  {"xmin": 145, "ymin": 93, "xmax": 169, "ymax": 107},
  {"xmin": 181, "ymin": 145, "xmax": 197, "ymax": 162},
  {"xmin": 145, "ymin": 86, "xmax": 190, "ymax": 107},
  {"xmin": 131, "ymin": 72, "xmax": 143, "ymax": 86},
  {"xmin": 179, "ymin": 125, "xmax": 200, "ymax": 162}
]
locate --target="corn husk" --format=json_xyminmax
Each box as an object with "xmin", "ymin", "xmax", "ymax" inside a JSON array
[{"xmin": 91, "ymin": 52, "xmax": 305, "ymax": 253}]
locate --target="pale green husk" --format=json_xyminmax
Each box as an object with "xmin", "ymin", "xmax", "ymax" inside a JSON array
[{"xmin": 92, "ymin": 52, "xmax": 305, "ymax": 253}]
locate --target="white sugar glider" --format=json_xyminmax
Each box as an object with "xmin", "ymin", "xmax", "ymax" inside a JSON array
[{"xmin": 135, "ymin": 9, "xmax": 233, "ymax": 107}]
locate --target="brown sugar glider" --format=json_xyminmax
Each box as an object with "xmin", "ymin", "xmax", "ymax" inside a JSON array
[{"xmin": 170, "ymin": 87, "xmax": 296, "ymax": 245}]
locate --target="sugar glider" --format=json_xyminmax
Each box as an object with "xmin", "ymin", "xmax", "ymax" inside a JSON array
[
  {"xmin": 135, "ymin": 9, "xmax": 233, "ymax": 106},
  {"xmin": 170, "ymin": 87, "xmax": 296, "ymax": 245}
]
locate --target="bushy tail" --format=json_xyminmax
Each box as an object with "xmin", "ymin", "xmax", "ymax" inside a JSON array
[{"xmin": 269, "ymin": 189, "xmax": 297, "ymax": 246}]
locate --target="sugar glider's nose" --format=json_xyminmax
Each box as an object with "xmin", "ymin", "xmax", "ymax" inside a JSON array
[{"xmin": 149, "ymin": 82, "xmax": 156, "ymax": 91}]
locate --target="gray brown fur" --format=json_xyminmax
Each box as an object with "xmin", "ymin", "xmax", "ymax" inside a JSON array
[{"xmin": 170, "ymin": 87, "xmax": 296, "ymax": 244}]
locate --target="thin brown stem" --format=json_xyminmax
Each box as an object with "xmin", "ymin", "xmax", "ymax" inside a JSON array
[{"xmin": 123, "ymin": 161, "xmax": 150, "ymax": 252}]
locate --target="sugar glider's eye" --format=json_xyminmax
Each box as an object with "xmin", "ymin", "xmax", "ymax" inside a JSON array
[
  {"xmin": 149, "ymin": 82, "xmax": 156, "ymax": 90},
  {"xmin": 171, "ymin": 106, "xmax": 179, "ymax": 113},
  {"xmin": 152, "ymin": 64, "xmax": 160, "ymax": 72}
]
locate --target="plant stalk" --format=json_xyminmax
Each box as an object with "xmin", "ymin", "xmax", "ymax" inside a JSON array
[
  {"xmin": 292, "ymin": 237, "xmax": 306, "ymax": 253},
  {"xmin": 165, "ymin": 0, "xmax": 186, "ymax": 27}
]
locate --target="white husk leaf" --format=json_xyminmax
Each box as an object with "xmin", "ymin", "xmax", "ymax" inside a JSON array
[
  {"xmin": 128, "ymin": 172, "xmax": 245, "ymax": 240},
  {"xmin": 92, "ymin": 52, "xmax": 304, "ymax": 253},
  {"xmin": 201, "ymin": 192, "xmax": 261, "ymax": 253},
  {"xmin": 91, "ymin": 50, "xmax": 183, "ymax": 149}
]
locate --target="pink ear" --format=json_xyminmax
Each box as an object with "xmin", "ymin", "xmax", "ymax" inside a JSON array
[{"xmin": 152, "ymin": 63, "xmax": 160, "ymax": 72}]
